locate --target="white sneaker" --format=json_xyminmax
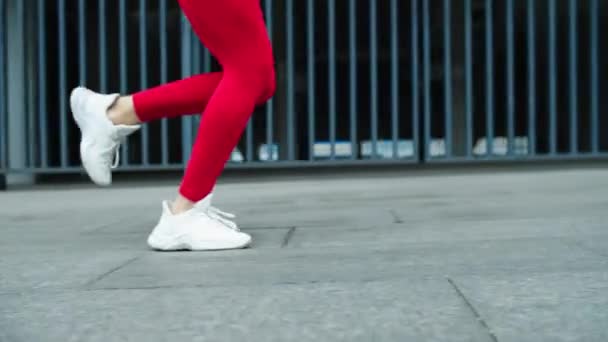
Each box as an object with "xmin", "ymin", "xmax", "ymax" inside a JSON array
[
  {"xmin": 70, "ymin": 87, "xmax": 140, "ymax": 186},
  {"xmin": 147, "ymin": 195, "xmax": 252, "ymax": 251}
]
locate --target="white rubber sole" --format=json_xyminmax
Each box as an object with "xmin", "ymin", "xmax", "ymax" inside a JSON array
[{"xmin": 147, "ymin": 234, "xmax": 252, "ymax": 251}]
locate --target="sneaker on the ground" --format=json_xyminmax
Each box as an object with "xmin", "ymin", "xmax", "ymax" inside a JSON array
[
  {"xmin": 147, "ymin": 195, "xmax": 252, "ymax": 251},
  {"xmin": 70, "ymin": 87, "xmax": 140, "ymax": 186}
]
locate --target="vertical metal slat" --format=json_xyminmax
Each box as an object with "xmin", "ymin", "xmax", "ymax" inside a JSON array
[
  {"xmin": 548, "ymin": 0, "xmax": 557, "ymax": 155},
  {"xmin": 307, "ymin": 0, "xmax": 315, "ymax": 161},
  {"xmin": 390, "ymin": 0, "xmax": 399, "ymax": 159},
  {"xmin": 443, "ymin": 0, "xmax": 452, "ymax": 157},
  {"xmin": 349, "ymin": 0, "xmax": 357, "ymax": 159},
  {"xmin": 245, "ymin": 117, "xmax": 253, "ymax": 161},
  {"xmin": 99, "ymin": 0, "xmax": 107, "ymax": 92},
  {"xmin": 506, "ymin": 0, "xmax": 515, "ymax": 155},
  {"xmin": 464, "ymin": 0, "xmax": 473, "ymax": 158},
  {"xmin": 245, "ymin": 122, "xmax": 253, "ymax": 161},
  {"xmin": 0, "ymin": 0, "xmax": 5, "ymax": 169},
  {"xmin": 370, "ymin": 0, "xmax": 379, "ymax": 159},
  {"xmin": 569, "ymin": 0, "xmax": 577, "ymax": 154},
  {"xmin": 78, "ymin": 0, "xmax": 86, "ymax": 85},
  {"xmin": 191, "ymin": 32, "xmax": 201, "ymax": 74},
  {"xmin": 286, "ymin": 0, "xmax": 295, "ymax": 160},
  {"xmin": 527, "ymin": 0, "xmax": 536, "ymax": 155},
  {"xmin": 38, "ymin": 0, "xmax": 48, "ymax": 167},
  {"xmin": 411, "ymin": 0, "xmax": 419, "ymax": 160},
  {"xmin": 590, "ymin": 0, "xmax": 599, "ymax": 153},
  {"xmin": 23, "ymin": 0, "xmax": 34, "ymax": 169},
  {"xmin": 203, "ymin": 48, "xmax": 211, "ymax": 72},
  {"xmin": 422, "ymin": 0, "xmax": 431, "ymax": 159},
  {"xmin": 58, "ymin": 0, "xmax": 68, "ymax": 167},
  {"xmin": 485, "ymin": 0, "xmax": 494, "ymax": 156},
  {"xmin": 328, "ymin": 0, "xmax": 336, "ymax": 160}
]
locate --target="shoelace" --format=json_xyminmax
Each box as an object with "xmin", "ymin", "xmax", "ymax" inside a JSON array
[
  {"xmin": 193, "ymin": 205, "xmax": 239, "ymax": 231},
  {"xmin": 111, "ymin": 146, "xmax": 121, "ymax": 169},
  {"xmin": 208, "ymin": 206, "xmax": 239, "ymax": 231},
  {"xmin": 110, "ymin": 136, "xmax": 129, "ymax": 169}
]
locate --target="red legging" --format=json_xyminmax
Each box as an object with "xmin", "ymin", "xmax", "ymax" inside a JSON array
[{"xmin": 132, "ymin": 0, "xmax": 275, "ymax": 202}]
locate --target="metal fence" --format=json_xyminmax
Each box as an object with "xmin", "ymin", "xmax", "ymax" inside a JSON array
[
  {"xmin": 423, "ymin": 0, "xmax": 608, "ymax": 163},
  {"xmin": 0, "ymin": 0, "xmax": 607, "ymax": 178}
]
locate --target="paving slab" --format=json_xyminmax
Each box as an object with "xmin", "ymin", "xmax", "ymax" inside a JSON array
[
  {"xmin": 452, "ymin": 272, "xmax": 608, "ymax": 342},
  {"xmin": 0, "ymin": 251, "xmax": 139, "ymax": 293},
  {"xmin": 1, "ymin": 279, "xmax": 491, "ymax": 342}
]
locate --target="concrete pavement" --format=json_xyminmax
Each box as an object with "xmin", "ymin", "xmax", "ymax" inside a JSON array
[{"xmin": 1, "ymin": 167, "xmax": 607, "ymax": 341}]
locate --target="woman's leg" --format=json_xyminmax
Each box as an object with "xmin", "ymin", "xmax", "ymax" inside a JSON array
[
  {"xmin": 107, "ymin": 72, "xmax": 223, "ymax": 125},
  {"xmin": 71, "ymin": 0, "xmax": 273, "ymax": 207},
  {"xmin": 108, "ymin": 2, "xmax": 274, "ymax": 127},
  {"xmin": 145, "ymin": 0, "xmax": 275, "ymax": 250},
  {"xmin": 173, "ymin": 0, "xmax": 275, "ymax": 206}
]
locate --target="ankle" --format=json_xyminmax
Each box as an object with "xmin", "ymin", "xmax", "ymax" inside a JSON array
[
  {"xmin": 171, "ymin": 194, "xmax": 195, "ymax": 214},
  {"xmin": 107, "ymin": 96, "xmax": 140, "ymax": 126}
]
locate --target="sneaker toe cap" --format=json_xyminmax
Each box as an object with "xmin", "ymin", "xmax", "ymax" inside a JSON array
[
  {"xmin": 238, "ymin": 232, "xmax": 253, "ymax": 247},
  {"xmin": 82, "ymin": 160, "xmax": 112, "ymax": 186}
]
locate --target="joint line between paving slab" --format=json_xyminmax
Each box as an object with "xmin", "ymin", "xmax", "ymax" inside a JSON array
[
  {"xmin": 389, "ymin": 209, "xmax": 403, "ymax": 224},
  {"xmin": 85, "ymin": 256, "xmax": 141, "ymax": 287},
  {"xmin": 569, "ymin": 240, "xmax": 608, "ymax": 259},
  {"xmin": 447, "ymin": 277, "xmax": 499, "ymax": 342},
  {"xmin": 281, "ymin": 227, "xmax": 297, "ymax": 248}
]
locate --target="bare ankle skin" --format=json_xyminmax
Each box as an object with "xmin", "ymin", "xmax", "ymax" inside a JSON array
[
  {"xmin": 171, "ymin": 194, "xmax": 195, "ymax": 214},
  {"xmin": 107, "ymin": 96, "xmax": 141, "ymax": 126}
]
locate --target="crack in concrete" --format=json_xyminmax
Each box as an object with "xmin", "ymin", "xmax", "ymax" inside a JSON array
[
  {"xmin": 281, "ymin": 227, "xmax": 297, "ymax": 248},
  {"xmin": 389, "ymin": 209, "xmax": 404, "ymax": 224},
  {"xmin": 85, "ymin": 277, "xmax": 390, "ymax": 292},
  {"xmin": 447, "ymin": 277, "xmax": 499, "ymax": 342},
  {"xmin": 85, "ymin": 256, "xmax": 141, "ymax": 288}
]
